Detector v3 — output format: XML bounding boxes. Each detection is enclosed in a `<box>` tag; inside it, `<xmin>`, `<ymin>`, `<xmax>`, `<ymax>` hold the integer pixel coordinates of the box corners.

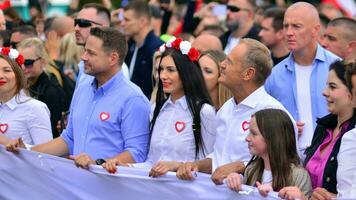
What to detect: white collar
<box><xmin>1</xmin><ymin>91</ymin><xmax>31</xmax><ymax>111</ymax></box>
<box><xmin>161</xmin><ymin>95</ymin><xmax>188</xmax><ymax>111</ymax></box>
<box><xmin>235</xmin><ymin>86</ymin><xmax>267</xmax><ymax>109</ymax></box>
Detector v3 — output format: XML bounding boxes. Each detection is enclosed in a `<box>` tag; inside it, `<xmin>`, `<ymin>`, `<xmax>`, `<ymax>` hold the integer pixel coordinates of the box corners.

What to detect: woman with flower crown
<box><xmin>0</xmin><ymin>47</ymin><xmax>52</xmax><ymax>146</ymax></box>
<box><xmin>103</xmin><ymin>37</ymin><xmax>216</xmax><ymax>175</ymax></box>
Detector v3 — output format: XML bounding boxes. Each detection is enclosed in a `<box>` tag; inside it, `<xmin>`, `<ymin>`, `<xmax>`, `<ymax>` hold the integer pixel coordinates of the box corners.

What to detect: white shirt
<box><xmin>0</xmin><ymin>91</ymin><xmax>52</xmax><ymax>145</ymax></box>
<box><xmin>208</xmin><ymin>87</ymin><xmax>297</xmax><ymax>171</ymax></box>
<box><xmin>224</xmin><ymin>36</ymin><xmax>239</xmax><ymax>54</ymax></box>
<box><xmin>337</xmin><ymin>128</ymin><xmax>356</xmax><ymax>198</ymax></box>
<box><xmin>134</xmin><ymin>96</ymin><xmax>216</xmax><ymax>169</ymax></box>
<box><xmin>295</xmin><ymin>63</ymin><xmax>314</xmax><ymax>150</ymax></box>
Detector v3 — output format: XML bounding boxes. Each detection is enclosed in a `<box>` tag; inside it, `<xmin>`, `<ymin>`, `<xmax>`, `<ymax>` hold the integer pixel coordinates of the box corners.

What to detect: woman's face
<box><xmin>159</xmin><ymin>55</ymin><xmax>184</xmax><ymax>101</ymax></box>
<box><xmin>199</xmin><ymin>55</ymin><xmax>219</xmax><ymax>92</ymax></box>
<box><xmin>245</xmin><ymin>116</ymin><xmax>267</xmax><ymax>157</ymax></box>
<box><xmin>0</xmin><ymin>58</ymin><xmax>17</xmax><ymax>98</ymax></box>
<box><xmin>18</xmin><ymin>46</ymin><xmax>43</xmax><ymax>86</ymax></box>
<box><xmin>322</xmin><ymin>70</ymin><xmax>353</xmax><ymax>115</ymax></box>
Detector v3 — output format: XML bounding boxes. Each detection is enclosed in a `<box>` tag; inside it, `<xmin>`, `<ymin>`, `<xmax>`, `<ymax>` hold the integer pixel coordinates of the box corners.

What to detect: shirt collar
<box><xmin>1</xmin><ymin>91</ymin><xmax>30</xmax><ymax>110</ymax></box>
<box><xmin>285</xmin><ymin>44</ymin><xmax>326</xmax><ymax>71</ymax></box>
<box><xmin>161</xmin><ymin>95</ymin><xmax>188</xmax><ymax>110</ymax></box>
<box><xmin>91</xmin><ymin>70</ymin><xmax>124</xmax><ymax>95</ymax></box>
<box><xmin>236</xmin><ymin>86</ymin><xmax>266</xmax><ymax>109</ymax></box>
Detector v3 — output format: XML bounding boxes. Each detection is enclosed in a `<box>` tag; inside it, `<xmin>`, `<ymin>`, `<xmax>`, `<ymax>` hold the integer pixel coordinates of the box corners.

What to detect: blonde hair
<box><xmin>59</xmin><ymin>33</ymin><xmax>83</xmax><ymax>74</ymax></box>
<box><xmin>18</xmin><ymin>37</ymin><xmax>63</xmax><ymax>87</ymax></box>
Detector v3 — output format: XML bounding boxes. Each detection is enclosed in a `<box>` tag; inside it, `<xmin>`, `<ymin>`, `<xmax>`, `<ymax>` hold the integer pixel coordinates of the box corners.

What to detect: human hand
<box><xmin>279</xmin><ymin>186</ymin><xmax>308</xmax><ymax>200</ymax></box>
<box><xmin>149</xmin><ymin>161</ymin><xmax>182</xmax><ymax>177</ymax></box>
<box><xmin>69</xmin><ymin>153</ymin><xmax>95</xmax><ymax>169</ymax></box>
<box><xmin>5</xmin><ymin>137</ymin><xmax>26</xmax><ymax>153</ymax></box>
<box><xmin>211</xmin><ymin>161</ymin><xmax>244</xmax><ymax>185</ymax></box>
<box><xmin>176</xmin><ymin>162</ymin><xmax>199</xmax><ymax>180</ymax></box>
<box><xmin>256</xmin><ymin>181</ymin><xmax>273</xmax><ymax>197</ymax></box>
<box><xmin>296</xmin><ymin>121</ymin><xmax>305</xmax><ymax>137</ymax></box>
<box><xmin>45</xmin><ymin>30</ymin><xmax>60</xmax><ymax>60</ymax></box>
<box><xmin>310</xmin><ymin>187</ymin><xmax>335</xmax><ymax>200</ymax></box>
<box><xmin>226</xmin><ymin>172</ymin><xmax>243</xmax><ymax>192</ymax></box>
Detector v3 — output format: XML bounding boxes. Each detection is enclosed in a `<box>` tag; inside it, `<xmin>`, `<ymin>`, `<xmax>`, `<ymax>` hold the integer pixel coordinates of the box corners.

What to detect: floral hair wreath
<box><xmin>159</xmin><ymin>37</ymin><xmax>200</xmax><ymax>62</ymax></box>
<box><xmin>0</xmin><ymin>47</ymin><xmax>25</xmax><ymax>66</ymax></box>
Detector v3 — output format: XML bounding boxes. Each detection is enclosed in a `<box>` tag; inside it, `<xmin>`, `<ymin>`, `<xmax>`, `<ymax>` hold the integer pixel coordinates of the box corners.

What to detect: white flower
<box><xmin>165</xmin><ymin>36</ymin><xmax>176</xmax><ymax>48</ymax></box>
<box><xmin>8</xmin><ymin>49</ymin><xmax>19</xmax><ymax>59</ymax></box>
<box><xmin>179</xmin><ymin>41</ymin><xmax>191</xmax><ymax>55</ymax></box>
<box><xmin>159</xmin><ymin>44</ymin><xmax>166</xmax><ymax>53</ymax></box>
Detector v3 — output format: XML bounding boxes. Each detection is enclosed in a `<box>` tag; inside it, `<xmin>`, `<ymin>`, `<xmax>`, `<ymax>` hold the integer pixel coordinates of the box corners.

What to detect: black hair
<box><xmin>329</xmin><ymin>60</ymin><xmax>349</xmax><ymax>91</ymax></box>
<box><xmin>151</xmin><ymin>47</ymin><xmax>213</xmax><ymax>159</ymax></box>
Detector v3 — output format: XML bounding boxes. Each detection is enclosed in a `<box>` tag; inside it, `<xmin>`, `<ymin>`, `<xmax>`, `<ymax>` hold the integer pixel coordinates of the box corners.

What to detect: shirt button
<box><xmin>330</xmin><ymin>156</ymin><xmax>334</xmax><ymax>161</ymax></box>
<box><xmin>326</xmin><ymin>177</ymin><xmax>331</xmax><ymax>182</ymax></box>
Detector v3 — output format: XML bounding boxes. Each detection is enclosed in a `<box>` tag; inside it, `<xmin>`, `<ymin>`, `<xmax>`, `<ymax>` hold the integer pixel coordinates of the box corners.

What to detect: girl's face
<box><xmin>245</xmin><ymin>116</ymin><xmax>267</xmax><ymax>157</ymax></box>
<box><xmin>322</xmin><ymin>70</ymin><xmax>353</xmax><ymax>115</ymax></box>
<box><xmin>0</xmin><ymin>58</ymin><xmax>17</xmax><ymax>98</ymax></box>
<box><xmin>159</xmin><ymin>55</ymin><xmax>184</xmax><ymax>101</ymax></box>
<box><xmin>199</xmin><ymin>55</ymin><xmax>219</xmax><ymax>92</ymax></box>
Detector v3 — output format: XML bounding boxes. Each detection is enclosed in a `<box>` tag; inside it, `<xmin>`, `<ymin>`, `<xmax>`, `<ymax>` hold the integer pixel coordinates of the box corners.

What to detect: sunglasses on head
<box><xmin>227</xmin><ymin>5</ymin><xmax>248</xmax><ymax>13</ymax></box>
<box><xmin>74</xmin><ymin>18</ymin><xmax>102</xmax><ymax>28</ymax></box>
<box><xmin>24</xmin><ymin>57</ymin><xmax>41</xmax><ymax>69</ymax></box>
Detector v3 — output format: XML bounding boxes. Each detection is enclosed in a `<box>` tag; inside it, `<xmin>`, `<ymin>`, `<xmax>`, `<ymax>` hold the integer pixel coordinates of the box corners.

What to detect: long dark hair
<box><xmin>245</xmin><ymin>109</ymin><xmax>300</xmax><ymax>191</ymax></box>
<box><xmin>150</xmin><ymin>48</ymin><xmax>213</xmax><ymax>159</ymax></box>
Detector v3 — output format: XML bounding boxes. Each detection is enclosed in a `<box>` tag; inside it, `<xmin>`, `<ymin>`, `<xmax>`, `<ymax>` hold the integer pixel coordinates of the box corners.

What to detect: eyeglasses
<box><xmin>227</xmin><ymin>5</ymin><xmax>249</xmax><ymax>13</ymax></box>
<box><xmin>10</xmin><ymin>41</ymin><xmax>19</xmax><ymax>49</ymax></box>
<box><xmin>24</xmin><ymin>57</ymin><xmax>41</xmax><ymax>68</ymax></box>
<box><xmin>74</xmin><ymin>18</ymin><xmax>102</xmax><ymax>28</ymax></box>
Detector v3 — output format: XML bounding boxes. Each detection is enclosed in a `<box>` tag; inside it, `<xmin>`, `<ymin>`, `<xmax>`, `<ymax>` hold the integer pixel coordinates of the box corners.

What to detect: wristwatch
<box><xmin>95</xmin><ymin>158</ymin><xmax>106</xmax><ymax>165</ymax></box>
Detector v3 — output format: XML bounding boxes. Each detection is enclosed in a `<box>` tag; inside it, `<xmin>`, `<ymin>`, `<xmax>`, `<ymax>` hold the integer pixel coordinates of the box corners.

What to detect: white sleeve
<box><xmin>200</xmin><ymin>104</ymin><xmax>216</xmax><ymax>156</ymax></box>
<box><xmin>27</xmin><ymin>100</ymin><xmax>53</xmax><ymax>145</ymax></box>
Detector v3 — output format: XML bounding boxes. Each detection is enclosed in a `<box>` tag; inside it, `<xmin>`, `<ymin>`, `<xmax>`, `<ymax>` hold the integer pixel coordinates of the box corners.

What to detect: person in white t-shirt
<box><xmin>0</xmin><ymin>48</ymin><xmax>52</xmax><ymax>146</ymax></box>
<box><xmin>103</xmin><ymin>38</ymin><xmax>216</xmax><ymax>176</ymax></box>
<box><xmin>176</xmin><ymin>38</ymin><xmax>297</xmax><ymax>185</ymax></box>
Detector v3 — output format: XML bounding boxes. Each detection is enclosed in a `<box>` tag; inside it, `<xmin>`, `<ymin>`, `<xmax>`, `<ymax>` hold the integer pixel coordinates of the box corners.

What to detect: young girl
<box><xmin>226</xmin><ymin>109</ymin><xmax>312</xmax><ymax>197</ymax></box>
<box><xmin>103</xmin><ymin>37</ymin><xmax>216</xmax><ymax>175</ymax></box>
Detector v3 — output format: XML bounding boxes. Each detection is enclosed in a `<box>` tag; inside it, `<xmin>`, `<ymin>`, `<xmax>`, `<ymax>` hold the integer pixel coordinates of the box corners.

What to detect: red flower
<box><xmin>187</xmin><ymin>48</ymin><xmax>200</xmax><ymax>62</ymax></box>
<box><xmin>171</xmin><ymin>38</ymin><xmax>182</xmax><ymax>50</ymax></box>
<box><xmin>16</xmin><ymin>54</ymin><xmax>24</xmax><ymax>66</ymax></box>
<box><xmin>1</xmin><ymin>47</ymin><xmax>10</xmax><ymax>55</ymax></box>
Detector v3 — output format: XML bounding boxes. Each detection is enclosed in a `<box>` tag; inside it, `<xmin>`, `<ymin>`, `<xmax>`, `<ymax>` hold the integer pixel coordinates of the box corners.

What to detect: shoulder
<box><xmin>200</xmin><ymin>103</ymin><xmax>216</xmax><ymax>120</ymax></box>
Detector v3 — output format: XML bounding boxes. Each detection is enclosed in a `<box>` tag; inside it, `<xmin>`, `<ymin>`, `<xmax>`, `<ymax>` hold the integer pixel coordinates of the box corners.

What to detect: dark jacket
<box><xmin>125</xmin><ymin>30</ymin><xmax>163</xmax><ymax>99</ymax></box>
<box><xmin>304</xmin><ymin>110</ymin><xmax>356</xmax><ymax>193</ymax></box>
<box><xmin>29</xmin><ymin>72</ymin><xmax>66</xmax><ymax>138</ymax></box>
<box><xmin>220</xmin><ymin>24</ymin><xmax>261</xmax><ymax>49</ymax></box>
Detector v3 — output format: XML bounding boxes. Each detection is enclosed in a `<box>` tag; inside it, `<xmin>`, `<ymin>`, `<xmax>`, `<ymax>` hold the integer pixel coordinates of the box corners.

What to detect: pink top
<box><xmin>306</xmin><ymin>122</ymin><xmax>349</xmax><ymax>189</ymax></box>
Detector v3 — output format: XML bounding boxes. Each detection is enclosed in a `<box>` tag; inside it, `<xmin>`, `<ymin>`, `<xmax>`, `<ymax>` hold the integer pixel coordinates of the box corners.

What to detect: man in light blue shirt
<box><xmin>264</xmin><ymin>2</ymin><xmax>339</xmax><ymax>155</ymax></box>
<box><xmin>6</xmin><ymin>27</ymin><xmax>150</xmax><ymax>168</ymax></box>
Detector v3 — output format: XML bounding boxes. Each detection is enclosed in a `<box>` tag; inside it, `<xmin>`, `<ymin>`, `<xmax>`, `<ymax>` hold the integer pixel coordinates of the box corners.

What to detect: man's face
<box><xmin>121</xmin><ymin>10</ymin><xmax>142</xmax><ymax>38</ymax></box>
<box><xmin>218</xmin><ymin>43</ymin><xmax>247</xmax><ymax>90</ymax></box>
<box><xmin>259</xmin><ymin>17</ymin><xmax>279</xmax><ymax>48</ymax></box>
<box><xmin>225</xmin><ymin>0</ymin><xmax>251</xmax><ymax>32</ymax></box>
<box><xmin>10</xmin><ymin>32</ymin><xmax>26</xmax><ymax>49</ymax></box>
<box><xmin>74</xmin><ymin>8</ymin><xmax>103</xmax><ymax>46</ymax></box>
<box><xmin>81</xmin><ymin>35</ymin><xmax>111</xmax><ymax>77</ymax></box>
<box><xmin>321</xmin><ymin>26</ymin><xmax>349</xmax><ymax>59</ymax></box>
<box><xmin>283</xmin><ymin>9</ymin><xmax>318</xmax><ymax>52</ymax></box>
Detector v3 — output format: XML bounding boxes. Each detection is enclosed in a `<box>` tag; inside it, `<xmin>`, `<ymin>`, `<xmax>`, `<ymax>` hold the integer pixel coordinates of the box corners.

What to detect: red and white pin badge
<box><xmin>99</xmin><ymin>112</ymin><xmax>110</xmax><ymax>121</ymax></box>
<box><xmin>175</xmin><ymin>121</ymin><xmax>186</xmax><ymax>133</ymax></box>
<box><xmin>0</xmin><ymin>124</ymin><xmax>8</xmax><ymax>134</ymax></box>
<box><xmin>241</xmin><ymin>121</ymin><xmax>249</xmax><ymax>132</ymax></box>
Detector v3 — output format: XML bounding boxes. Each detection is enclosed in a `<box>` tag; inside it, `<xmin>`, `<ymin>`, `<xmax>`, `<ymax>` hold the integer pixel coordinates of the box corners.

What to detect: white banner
<box><xmin>0</xmin><ymin>146</ymin><xmax>283</xmax><ymax>200</ymax></box>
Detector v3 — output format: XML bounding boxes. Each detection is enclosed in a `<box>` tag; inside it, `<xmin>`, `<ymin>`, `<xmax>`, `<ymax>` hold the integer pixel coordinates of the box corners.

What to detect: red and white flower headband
<box><xmin>0</xmin><ymin>47</ymin><xmax>25</xmax><ymax>66</ymax></box>
<box><xmin>159</xmin><ymin>37</ymin><xmax>200</xmax><ymax>62</ymax></box>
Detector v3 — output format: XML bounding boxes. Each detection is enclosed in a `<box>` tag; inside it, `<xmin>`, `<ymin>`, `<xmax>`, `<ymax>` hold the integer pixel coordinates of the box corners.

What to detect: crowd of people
<box><xmin>0</xmin><ymin>0</ymin><xmax>356</xmax><ymax>199</ymax></box>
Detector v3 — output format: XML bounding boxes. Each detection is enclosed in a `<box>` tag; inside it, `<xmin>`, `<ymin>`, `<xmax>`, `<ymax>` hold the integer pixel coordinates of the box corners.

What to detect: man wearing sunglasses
<box><xmin>10</xmin><ymin>25</ymin><xmax>37</xmax><ymax>49</ymax></box>
<box><xmin>220</xmin><ymin>0</ymin><xmax>260</xmax><ymax>54</ymax></box>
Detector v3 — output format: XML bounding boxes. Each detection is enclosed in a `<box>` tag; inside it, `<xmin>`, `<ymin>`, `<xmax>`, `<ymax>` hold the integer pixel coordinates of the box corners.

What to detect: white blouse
<box><xmin>0</xmin><ymin>91</ymin><xmax>53</xmax><ymax>145</ymax></box>
<box><xmin>134</xmin><ymin>96</ymin><xmax>216</xmax><ymax>169</ymax></box>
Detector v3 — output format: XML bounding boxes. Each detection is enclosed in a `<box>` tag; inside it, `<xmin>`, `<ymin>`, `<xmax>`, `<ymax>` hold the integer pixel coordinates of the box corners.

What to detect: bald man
<box><xmin>51</xmin><ymin>16</ymin><xmax>74</xmax><ymax>38</ymax></box>
<box><xmin>265</xmin><ymin>2</ymin><xmax>339</xmax><ymax>157</ymax></box>
<box><xmin>321</xmin><ymin>17</ymin><xmax>356</xmax><ymax>62</ymax></box>
<box><xmin>192</xmin><ymin>34</ymin><xmax>223</xmax><ymax>52</ymax></box>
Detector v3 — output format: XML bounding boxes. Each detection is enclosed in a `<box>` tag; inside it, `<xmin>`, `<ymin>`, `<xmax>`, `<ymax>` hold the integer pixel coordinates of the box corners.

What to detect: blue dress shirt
<box><xmin>61</xmin><ymin>70</ymin><xmax>150</xmax><ymax>162</ymax></box>
<box><xmin>265</xmin><ymin>44</ymin><xmax>339</xmax><ymax>132</ymax></box>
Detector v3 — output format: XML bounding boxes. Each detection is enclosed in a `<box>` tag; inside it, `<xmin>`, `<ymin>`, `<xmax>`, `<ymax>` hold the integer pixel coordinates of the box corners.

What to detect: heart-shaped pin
<box><xmin>100</xmin><ymin>112</ymin><xmax>110</xmax><ymax>121</ymax></box>
<box><xmin>0</xmin><ymin>124</ymin><xmax>8</xmax><ymax>134</ymax></box>
<box><xmin>241</xmin><ymin>121</ymin><xmax>249</xmax><ymax>132</ymax></box>
<box><xmin>175</xmin><ymin>121</ymin><xmax>186</xmax><ymax>133</ymax></box>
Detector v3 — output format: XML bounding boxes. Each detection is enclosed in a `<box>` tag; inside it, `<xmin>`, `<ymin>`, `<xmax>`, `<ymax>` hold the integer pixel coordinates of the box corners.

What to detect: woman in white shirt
<box><xmin>0</xmin><ymin>48</ymin><xmax>52</xmax><ymax>146</ymax></box>
<box><xmin>103</xmin><ymin>38</ymin><xmax>216</xmax><ymax>175</ymax></box>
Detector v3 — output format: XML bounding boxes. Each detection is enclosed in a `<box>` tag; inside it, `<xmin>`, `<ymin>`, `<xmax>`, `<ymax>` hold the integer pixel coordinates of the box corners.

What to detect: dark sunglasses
<box><xmin>74</xmin><ymin>18</ymin><xmax>102</xmax><ymax>28</ymax></box>
<box><xmin>24</xmin><ymin>57</ymin><xmax>41</xmax><ymax>68</ymax></box>
<box><xmin>227</xmin><ymin>5</ymin><xmax>248</xmax><ymax>13</ymax></box>
<box><xmin>10</xmin><ymin>41</ymin><xmax>19</xmax><ymax>49</ymax></box>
